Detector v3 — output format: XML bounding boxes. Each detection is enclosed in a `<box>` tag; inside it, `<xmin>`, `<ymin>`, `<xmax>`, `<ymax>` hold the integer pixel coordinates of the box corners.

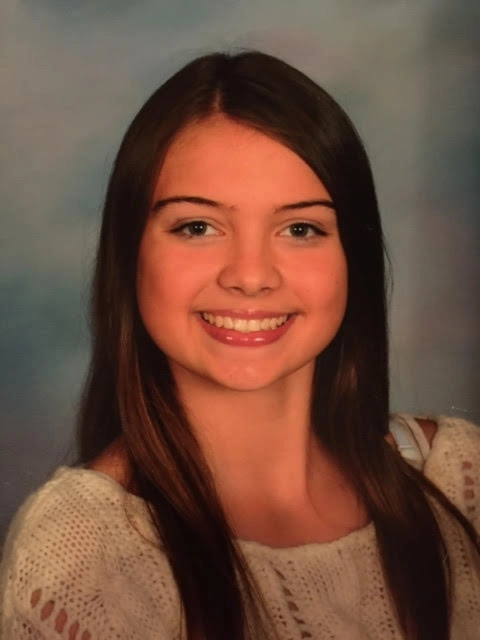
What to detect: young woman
<box><xmin>1</xmin><ymin>51</ymin><xmax>479</xmax><ymax>640</ymax></box>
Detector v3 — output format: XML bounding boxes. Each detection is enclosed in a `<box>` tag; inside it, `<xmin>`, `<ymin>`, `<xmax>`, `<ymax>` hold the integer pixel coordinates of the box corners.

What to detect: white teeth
<box><xmin>247</xmin><ymin>319</ymin><xmax>261</xmax><ymax>332</ymax></box>
<box><xmin>202</xmin><ymin>313</ymin><xmax>289</xmax><ymax>333</ymax></box>
<box><xmin>223</xmin><ymin>317</ymin><xmax>234</xmax><ymax>329</ymax></box>
<box><xmin>233</xmin><ymin>318</ymin><xmax>248</xmax><ymax>332</ymax></box>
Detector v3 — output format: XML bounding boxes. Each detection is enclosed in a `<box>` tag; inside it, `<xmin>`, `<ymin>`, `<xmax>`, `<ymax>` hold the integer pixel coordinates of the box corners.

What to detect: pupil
<box><xmin>191</xmin><ymin>221</ymin><xmax>206</xmax><ymax>235</ymax></box>
<box><xmin>291</xmin><ymin>223</ymin><xmax>307</xmax><ymax>236</ymax></box>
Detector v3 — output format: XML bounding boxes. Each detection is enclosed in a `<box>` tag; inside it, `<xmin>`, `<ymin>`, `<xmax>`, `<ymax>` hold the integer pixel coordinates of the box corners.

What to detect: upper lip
<box><xmin>199</xmin><ymin>310</ymin><xmax>294</xmax><ymax>319</ymax></box>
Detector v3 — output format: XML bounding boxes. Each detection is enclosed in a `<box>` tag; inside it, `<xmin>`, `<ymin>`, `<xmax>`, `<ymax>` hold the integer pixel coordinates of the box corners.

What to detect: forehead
<box><xmin>153</xmin><ymin>115</ymin><xmax>331</xmax><ymax>204</ymax></box>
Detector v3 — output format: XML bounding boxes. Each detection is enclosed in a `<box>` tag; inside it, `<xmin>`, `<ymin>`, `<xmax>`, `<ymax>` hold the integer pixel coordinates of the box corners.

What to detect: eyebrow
<box><xmin>151</xmin><ymin>195</ymin><xmax>335</xmax><ymax>213</ymax></box>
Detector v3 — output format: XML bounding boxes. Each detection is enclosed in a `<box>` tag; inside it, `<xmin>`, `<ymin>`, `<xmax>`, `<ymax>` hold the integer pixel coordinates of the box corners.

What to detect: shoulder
<box><xmin>87</xmin><ymin>436</ymin><xmax>133</xmax><ymax>488</ymax></box>
<box><xmin>2</xmin><ymin>465</ymin><xmax>134</xmax><ymax>553</ymax></box>
<box><xmin>424</xmin><ymin>416</ymin><xmax>479</xmax><ymax>522</ymax></box>
<box><xmin>0</xmin><ymin>466</ymin><xmax>156</xmax><ymax>637</ymax></box>
<box><xmin>388</xmin><ymin>414</ymin><xmax>437</xmax><ymax>470</ymax></box>
<box><xmin>393</xmin><ymin>414</ymin><xmax>480</xmax><ymax>530</ymax></box>
<box><xmin>414</xmin><ymin>417</ymin><xmax>438</xmax><ymax>445</ymax></box>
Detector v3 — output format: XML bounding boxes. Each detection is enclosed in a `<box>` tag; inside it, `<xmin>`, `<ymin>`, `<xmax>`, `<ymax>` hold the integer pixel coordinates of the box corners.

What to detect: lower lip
<box><xmin>198</xmin><ymin>314</ymin><xmax>296</xmax><ymax>346</ymax></box>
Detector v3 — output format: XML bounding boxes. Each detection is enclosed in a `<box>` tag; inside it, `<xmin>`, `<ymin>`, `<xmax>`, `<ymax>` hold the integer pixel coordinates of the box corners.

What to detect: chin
<box><xmin>201</xmin><ymin>359</ymin><xmax>314</xmax><ymax>394</ymax></box>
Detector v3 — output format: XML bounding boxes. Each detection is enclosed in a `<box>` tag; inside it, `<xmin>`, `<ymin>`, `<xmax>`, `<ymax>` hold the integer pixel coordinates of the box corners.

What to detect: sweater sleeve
<box><xmin>423</xmin><ymin>415</ymin><xmax>480</xmax><ymax>533</ymax></box>
<box><xmin>1</xmin><ymin>479</ymin><xmax>117</xmax><ymax>639</ymax></box>
<box><xmin>0</xmin><ymin>470</ymin><xmax>174</xmax><ymax>640</ymax></box>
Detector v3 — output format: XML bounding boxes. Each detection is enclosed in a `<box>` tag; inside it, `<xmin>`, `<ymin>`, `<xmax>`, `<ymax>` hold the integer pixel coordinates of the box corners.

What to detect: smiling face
<box><xmin>136</xmin><ymin>115</ymin><xmax>348</xmax><ymax>392</ymax></box>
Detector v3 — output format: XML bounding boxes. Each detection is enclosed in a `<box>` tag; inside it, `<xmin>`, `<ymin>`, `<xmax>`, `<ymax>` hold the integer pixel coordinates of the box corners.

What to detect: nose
<box><xmin>217</xmin><ymin>237</ymin><xmax>282</xmax><ymax>296</ymax></box>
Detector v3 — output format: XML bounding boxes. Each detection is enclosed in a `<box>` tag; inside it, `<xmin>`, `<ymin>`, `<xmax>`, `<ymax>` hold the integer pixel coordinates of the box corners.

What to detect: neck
<box><xmin>172</xmin><ymin>368</ymin><xmax>368</xmax><ymax>545</ymax></box>
<box><xmin>173</xmin><ymin>365</ymin><xmax>335</xmax><ymax>511</ymax></box>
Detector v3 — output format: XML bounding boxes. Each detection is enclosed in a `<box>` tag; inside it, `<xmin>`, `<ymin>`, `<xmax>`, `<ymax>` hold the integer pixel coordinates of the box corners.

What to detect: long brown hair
<box><xmin>78</xmin><ymin>51</ymin><xmax>479</xmax><ymax>639</ymax></box>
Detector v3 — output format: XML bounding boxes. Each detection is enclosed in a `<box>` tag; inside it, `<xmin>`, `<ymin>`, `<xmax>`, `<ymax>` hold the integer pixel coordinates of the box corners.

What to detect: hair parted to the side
<box><xmin>78</xmin><ymin>51</ymin><xmax>479</xmax><ymax>640</ymax></box>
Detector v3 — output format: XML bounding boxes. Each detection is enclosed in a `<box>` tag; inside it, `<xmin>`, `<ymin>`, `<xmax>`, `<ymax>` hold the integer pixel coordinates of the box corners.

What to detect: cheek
<box><xmin>136</xmin><ymin>245</ymin><xmax>172</xmax><ymax>330</ymax></box>
<box><xmin>298</xmin><ymin>252</ymin><xmax>348</xmax><ymax>315</ymax></box>
<box><xmin>330</xmin><ymin>263</ymin><xmax>349</xmax><ymax>308</ymax></box>
<box><xmin>136</xmin><ymin>245</ymin><xmax>211</xmax><ymax>325</ymax></box>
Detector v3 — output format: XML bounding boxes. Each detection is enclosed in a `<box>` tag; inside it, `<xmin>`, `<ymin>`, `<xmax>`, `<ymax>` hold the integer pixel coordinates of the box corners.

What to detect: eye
<box><xmin>171</xmin><ymin>220</ymin><xmax>219</xmax><ymax>237</ymax></box>
<box><xmin>280</xmin><ymin>222</ymin><xmax>326</xmax><ymax>239</ymax></box>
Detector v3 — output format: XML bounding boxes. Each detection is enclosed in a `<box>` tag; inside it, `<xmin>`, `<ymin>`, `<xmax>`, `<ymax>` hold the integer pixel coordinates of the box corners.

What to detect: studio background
<box><xmin>1</xmin><ymin>0</ymin><xmax>479</xmax><ymax>541</ymax></box>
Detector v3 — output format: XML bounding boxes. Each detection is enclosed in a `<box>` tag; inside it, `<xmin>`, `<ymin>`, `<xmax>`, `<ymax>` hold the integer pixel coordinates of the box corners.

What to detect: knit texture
<box><xmin>1</xmin><ymin>415</ymin><xmax>479</xmax><ymax>639</ymax></box>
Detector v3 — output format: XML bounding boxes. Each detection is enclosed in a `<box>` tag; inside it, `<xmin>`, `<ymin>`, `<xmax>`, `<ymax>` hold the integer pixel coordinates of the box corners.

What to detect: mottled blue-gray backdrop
<box><xmin>1</xmin><ymin>0</ymin><xmax>479</xmax><ymax>539</ymax></box>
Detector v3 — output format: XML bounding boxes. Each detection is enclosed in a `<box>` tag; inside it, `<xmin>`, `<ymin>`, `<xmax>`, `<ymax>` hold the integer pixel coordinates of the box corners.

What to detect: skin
<box><xmin>135</xmin><ymin>115</ymin><xmax>356</xmax><ymax>544</ymax></box>
<box><xmin>91</xmin><ymin>115</ymin><xmax>438</xmax><ymax>546</ymax></box>
<box><xmin>137</xmin><ymin>115</ymin><xmax>348</xmax><ymax>394</ymax></box>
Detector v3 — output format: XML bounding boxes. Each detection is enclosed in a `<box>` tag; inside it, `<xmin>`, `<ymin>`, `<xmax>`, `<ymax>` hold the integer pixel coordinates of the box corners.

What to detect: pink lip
<box><xmin>197</xmin><ymin>313</ymin><xmax>296</xmax><ymax>347</ymax></box>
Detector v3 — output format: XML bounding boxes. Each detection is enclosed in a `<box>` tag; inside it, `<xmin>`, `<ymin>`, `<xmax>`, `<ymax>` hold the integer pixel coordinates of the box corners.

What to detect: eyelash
<box><xmin>280</xmin><ymin>222</ymin><xmax>327</xmax><ymax>239</ymax></box>
<box><xmin>170</xmin><ymin>220</ymin><xmax>328</xmax><ymax>239</ymax></box>
<box><xmin>171</xmin><ymin>220</ymin><xmax>217</xmax><ymax>237</ymax></box>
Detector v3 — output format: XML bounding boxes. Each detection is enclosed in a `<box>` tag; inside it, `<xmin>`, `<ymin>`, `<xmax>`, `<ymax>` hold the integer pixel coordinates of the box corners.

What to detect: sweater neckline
<box><xmin>236</xmin><ymin>520</ymin><xmax>375</xmax><ymax>555</ymax></box>
<box><xmin>53</xmin><ymin>465</ymin><xmax>376</xmax><ymax>555</ymax></box>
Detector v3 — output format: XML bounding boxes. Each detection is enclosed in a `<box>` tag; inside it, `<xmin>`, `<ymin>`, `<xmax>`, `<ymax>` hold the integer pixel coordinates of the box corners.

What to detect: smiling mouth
<box><xmin>201</xmin><ymin>312</ymin><xmax>290</xmax><ymax>333</ymax></box>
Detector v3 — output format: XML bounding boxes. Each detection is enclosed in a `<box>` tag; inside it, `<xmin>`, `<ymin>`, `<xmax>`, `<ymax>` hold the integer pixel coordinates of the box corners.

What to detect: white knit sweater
<box><xmin>1</xmin><ymin>415</ymin><xmax>479</xmax><ymax>639</ymax></box>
